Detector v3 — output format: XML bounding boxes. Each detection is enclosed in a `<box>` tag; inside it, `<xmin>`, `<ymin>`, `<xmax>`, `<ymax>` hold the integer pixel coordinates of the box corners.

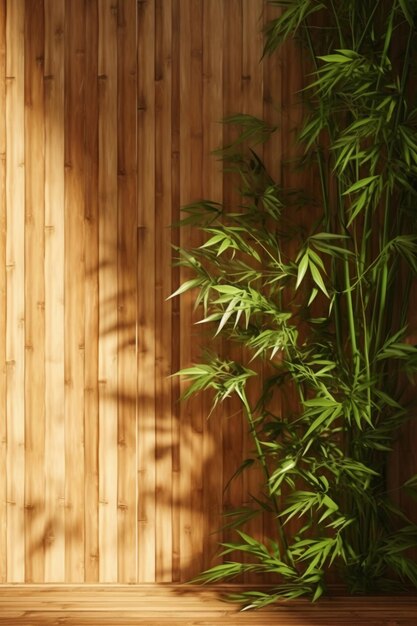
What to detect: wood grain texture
<box><xmin>24</xmin><ymin>0</ymin><xmax>45</xmax><ymax>584</ymax></box>
<box><xmin>117</xmin><ymin>0</ymin><xmax>137</xmax><ymax>585</ymax></box>
<box><xmin>261</xmin><ymin>1</ymin><xmax>284</xmax><ymax>582</ymax></box>
<box><xmin>221</xmin><ymin>0</ymin><xmax>245</xmax><ymax>576</ymax></box>
<box><xmin>6</xmin><ymin>0</ymin><xmax>26</xmax><ymax>584</ymax></box>
<box><xmin>170</xmin><ymin>0</ymin><xmax>181</xmax><ymax>583</ymax></box>
<box><xmin>44</xmin><ymin>0</ymin><xmax>66</xmax><ymax>583</ymax></box>
<box><xmin>241</xmin><ymin>0</ymin><xmax>265</xmax><ymax>583</ymax></box>
<box><xmin>201</xmin><ymin>0</ymin><xmax>224</xmax><ymax>575</ymax></box>
<box><xmin>64</xmin><ymin>0</ymin><xmax>86</xmax><ymax>582</ymax></box>
<box><xmin>84</xmin><ymin>0</ymin><xmax>99</xmax><ymax>584</ymax></box>
<box><xmin>154</xmin><ymin>0</ymin><xmax>173</xmax><ymax>583</ymax></box>
<box><xmin>98</xmin><ymin>0</ymin><xmax>119</xmax><ymax>584</ymax></box>
<box><xmin>137</xmin><ymin>0</ymin><xmax>156</xmax><ymax>583</ymax></box>
<box><xmin>0</xmin><ymin>586</ymin><xmax>417</xmax><ymax>625</ymax></box>
<box><xmin>179</xmin><ymin>0</ymin><xmax>205</xmax><ymax>583</ymax></box>
<box><xmin>0</xmin><ymin>0</ymin><xmax>7</xmax><ymax>586</ymax></box>
<box><xmin>0</xmin><ymin>0</ymin><xmax>413</xmax><ymax>587</ymax></box>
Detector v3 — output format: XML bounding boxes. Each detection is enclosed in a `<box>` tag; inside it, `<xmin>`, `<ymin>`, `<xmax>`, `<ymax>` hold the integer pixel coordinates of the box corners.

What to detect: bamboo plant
<box><xmin>172</xmin><ymin>0</ymin><xmax>417</xmax><ymax>606</ymax></box>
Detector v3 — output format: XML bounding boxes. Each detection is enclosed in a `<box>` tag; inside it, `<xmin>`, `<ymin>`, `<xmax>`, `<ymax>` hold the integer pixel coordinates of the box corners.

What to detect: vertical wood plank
<box><xmin>221</xmin><ymin>0</ymin><xmax>244</xmax><ymax>570</ymax></box>
<box><xmin>44</xmin><ymin>0</ymin><xmax>66</xmax><ymax>584</ymax></box>
<box><xmin>24</xmin><ymin>0</ymin><xmax>45</xmax><ymax>583</ymax></box>
<box><xmin>154</xmin><ymin>0</ymin><xmax>174</xmax><ymax>583</ymax></box>
<box><xmin>84</xmin><ymin>0</ymin><xmax>99</xmax><ymax>583</ymax></box>
<box><xmin>98</xmin><ymin>0</ymin><xmax>118</xmax><ymax>583</ymax></box>
<box><xmin>117</xmin><ymin>0</ymin><xmax>137</xmax><ymax>584</ymax></box>
<box><xmin>241</xmin><ymin>0</ymin><xmax>265</xmax><ymax>583</ymax></box>
<box><xmin>263</xmin><ymin>1</ymin><xmax>282</xmax><ymax>184</ymax></box>
<box><xmin>179</xmin><ymin>0</ymin><xmax>204</xmax><ymax>582</ymax></box>
<box><xmin>6</xmin><ymin>0</ymin><xmax>25</xmax><ymax>584</ymax></box>
<box><xmin>170</xmin><ymin>0</ymin><xmax>181</xmax><ymax>583</ymax></box>
<box><xmin>137</xmin><ymin>0</ymin><xmax>156</xmax><ymax>583</ymax></box>
<box><xmin>201</xmin><ymin>0</ymin><xmax>224</xmax><ymax>573</ymax></box>
<box><xmin>64</xmin><ymin>0</ymin><xmax>86</xmax><ymax>583</ymax></box>
<box><xmin>0</xmin><ymin>0</ymin><xmax>7</xmax><ymax>585</ymax></box>
<box><xmin>280</xmin><ymin>19</ymin><xmax>306</xmax><ymax>549</ymax></box>
<box><xmin>261</xmin><ymin>0</ymin><xmax>283</xmax><ymax>579</ymax></box>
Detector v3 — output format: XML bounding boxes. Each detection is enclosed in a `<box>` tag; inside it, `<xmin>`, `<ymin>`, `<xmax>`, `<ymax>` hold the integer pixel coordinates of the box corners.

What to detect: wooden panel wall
<box><xmin>0</xmin><ymin>0</ymin><xmax>285</xmax><ymax>584</ymax></box>
<box><xmin>1</xmin><ymin>0</ymin><xmax>415</xmax><ymax>588</ymax></box>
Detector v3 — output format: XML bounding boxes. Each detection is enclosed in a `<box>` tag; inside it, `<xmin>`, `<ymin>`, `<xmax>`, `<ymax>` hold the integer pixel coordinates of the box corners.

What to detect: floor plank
<box><xmin>0</xmin><ymin>585</ymin><xmax>416</xmax><ymax>625</ymax></box>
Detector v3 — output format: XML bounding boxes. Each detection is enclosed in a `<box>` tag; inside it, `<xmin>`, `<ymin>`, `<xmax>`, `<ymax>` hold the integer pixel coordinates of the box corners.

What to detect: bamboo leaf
<box><xmin>318</xmin><ymin>53</ymin><xmax>354</xmax><ymax>63</ymax></box>
<box><xmin>343</xmin><ymin>175</ymin><xmax>379</xmax><ymax>195</ymax></box>
<box><xmin>168</xmin><ymin>278</ymin><xmax>202</xmax><ymax>299</ymax></box>
<box><xmin>398</xmin><ymin>0</ymin><xmax>415</xmax><ymax>26</ymax></box>
<box><xmin>296</xmin><ymin>252</ymin><xmax>309</xmax><ymax>288</ymax></box>
<box><xmin>309</xmin><ymin>261</ymin><xmax>329</xmax><ymax>297</ymax></box>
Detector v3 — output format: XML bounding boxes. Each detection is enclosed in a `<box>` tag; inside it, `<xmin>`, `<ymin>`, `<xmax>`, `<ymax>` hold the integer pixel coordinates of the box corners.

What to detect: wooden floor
<box><xmin>0</xmin><ymin>585</ymin><xmax>416</xmax><ymax>625</ymax></box>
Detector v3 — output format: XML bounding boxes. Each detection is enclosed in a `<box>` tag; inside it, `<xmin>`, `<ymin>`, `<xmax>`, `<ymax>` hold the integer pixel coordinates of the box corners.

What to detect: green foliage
<box><xmin>172</xmin><ymin>0</ymin><xmax>417</xmax><ymax>607</ymax></box>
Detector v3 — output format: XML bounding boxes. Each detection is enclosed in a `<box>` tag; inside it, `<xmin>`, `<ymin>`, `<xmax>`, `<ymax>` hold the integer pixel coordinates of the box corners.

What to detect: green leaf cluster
<box><xmin>172</xmin><ymin>0</ymin><xmax>417</xmax><ymax>607</ymax></box>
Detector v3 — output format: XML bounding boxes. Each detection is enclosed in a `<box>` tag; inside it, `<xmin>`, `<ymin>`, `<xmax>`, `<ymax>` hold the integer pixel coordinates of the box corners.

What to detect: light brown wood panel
<box><xmin>44</xmin><ymin>0</ymin><xmax>65</xmax><ymax>583</ymax></box>
<box><xmin>64</xmin><ymin>0</ymin><xmax>86</xmax><ymax>582</ymax></box>
<box><xmin>84</xmin><ymin>0</ymin><xmax>99</xmax><ymax>584</ymax></box>
<box><xmin>137</xmin><ymin>0</ymin><xmax>156</xmax><ymax>583</ymax></box>
<box><xmin>1</xmin><ymin>0</ymin><xmax>413</xmax><ymax>588</ymax></box>
<box><xmin>154</xmin><ymin>0</ymin><xmax>174</xmax><ymax>583</ymax></box>
<box><xmin>6</xmin><ymin>0</ymin><xmax>26</xmax><ymax>584</ymax></box>
<box><xmin>117</xmin><ymin>0</ymin><xmax>137</xmax><ymax>584</ymax></box>
<box><xmin>1</xmin><ymin>586</ymin><xmax>417</xmax><ymax>625</ymax></box>
<box><xmin>98</xmin><ymin>0</ymin><xmax>119</xmax><ymax>584</ymax></box>
<box><xmin>24</xmin><ymin>0</ymin><xmax>45</xmax><ymax>584</ymax></box>
<box><xmin>0</xmin><ymin>0</ymin><xmax>7</xmax><ymax>586</ymax></box>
